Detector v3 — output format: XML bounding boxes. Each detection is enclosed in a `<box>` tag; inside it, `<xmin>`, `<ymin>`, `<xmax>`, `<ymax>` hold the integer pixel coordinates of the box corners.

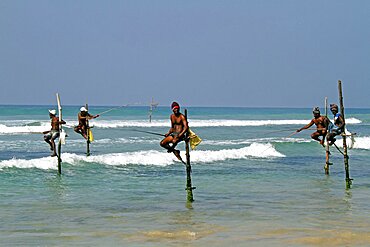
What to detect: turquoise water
<box><xmin>1</xmin><ymin>105</ymin><xmax>370</xmax><ymax>246</ymax></box>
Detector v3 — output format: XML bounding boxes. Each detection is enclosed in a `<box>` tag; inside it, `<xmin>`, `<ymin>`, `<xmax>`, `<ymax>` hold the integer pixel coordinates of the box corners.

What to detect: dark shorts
<box><xmin>170</xmin><ymin>132</ymin><xmax>185</xmax><ymax>141</ymax></box>
<box><xmin>328</xmin><ymin>122</ymin><xmax>343</xmax><ymax>135</ymax></box>
<box><xmin>44</xmin><ymin>130</ymin><xmax>59</xmax><ymax>141</ymax></box>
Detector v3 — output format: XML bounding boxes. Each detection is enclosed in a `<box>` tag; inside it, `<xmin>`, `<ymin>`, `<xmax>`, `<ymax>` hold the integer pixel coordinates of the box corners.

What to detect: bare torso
<box><xmin>170</xmin><ymin>113</ymin><xmax>187</xmax><ymax>134</ymax></box>
<box><xmin>313</xmin><ymin>116</ymin><xmax>327</xmax><ymax>132</ymax></box>
<box><xmin>78</xmin><ymin>113</ymin><xmax>92</xmax><ymax>126</ymax></box>
<box><xmin>51</xmin><ymin>116</ymin><xmax>60</xmax><ymax>130</ymax></box>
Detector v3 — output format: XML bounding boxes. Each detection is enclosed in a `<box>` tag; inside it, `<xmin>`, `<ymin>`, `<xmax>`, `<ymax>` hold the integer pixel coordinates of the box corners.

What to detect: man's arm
<box><xmin>87</xmin><ymin>113</ymin><xmax>100</xmax><ymax>120</ymax></box>
<box><xmin>337</xmin><ymin>115</ymin><xmax>345</xmax><ymax>130</ymax></box>
<box><xmin>297</xmin><ymin>120</ymin><xmax>314</xmax><ymax>132</ymax></box>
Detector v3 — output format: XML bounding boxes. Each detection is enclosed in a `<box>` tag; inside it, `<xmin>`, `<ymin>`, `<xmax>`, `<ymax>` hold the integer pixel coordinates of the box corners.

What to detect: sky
<box><xmin>1</xmin><ymin>0</ymin><xmax>369</xmax><ymax>107</ymax></box>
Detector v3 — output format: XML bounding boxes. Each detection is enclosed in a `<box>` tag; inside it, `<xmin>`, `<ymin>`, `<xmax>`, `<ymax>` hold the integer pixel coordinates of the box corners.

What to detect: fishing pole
<box><xmin>132</xmin><ymin>129</ymin><xmax>165</xmax><ymax>137</ymax></box>
<box><xmin>286</xmin><ymin>127</ymin><xmax>328</xmax><ymax>138</ymax></box>
<box><xmin>286</xmin><ymin>131</ymin><xmax>299</xmax><ymax>138</ymax></box>
<box><xmin>263</xmin><ymin>128</ymin><xmax>299</xmax><ymax>135</ymax></box>
<box><xmin>96</xmin><ymin>104</ymin><xmax>131</xmax><ymax>116</ymax></box>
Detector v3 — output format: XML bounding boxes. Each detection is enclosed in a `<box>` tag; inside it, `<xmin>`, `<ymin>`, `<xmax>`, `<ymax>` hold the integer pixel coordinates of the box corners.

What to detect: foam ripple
<box><xmin>0</xmin><ymin>144</ymin><xmax>284</xmax><ymax>170</ymax></box>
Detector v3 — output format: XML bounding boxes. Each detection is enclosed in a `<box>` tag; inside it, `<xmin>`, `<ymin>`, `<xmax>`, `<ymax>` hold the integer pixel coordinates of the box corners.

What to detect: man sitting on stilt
<box><xmin>297</xmin><ymin>107</ymin><xmax>330</xmax><ymax>146</ymax></box>
<box><xmin>326</xmin><ymin>104</ymin><xmax>345</xmax><ymax>146</ymax></box>
<box><xmin>43</xmin><ymin>109</ymin><xmax>66</xmax><ymax>157</ymax></box>
<box><xmin>160</xmin><ymin>102</ymin><xmax>188</xmax><ymax>162</ymax></box>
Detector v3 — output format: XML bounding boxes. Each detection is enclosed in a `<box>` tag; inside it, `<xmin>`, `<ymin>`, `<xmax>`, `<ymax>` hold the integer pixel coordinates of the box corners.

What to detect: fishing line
<box><xmin>263</xmin><ymin>128</ymin><xmax>299</xmax><ymax>135</ymax></box>
<box><xmin>96</xmin><ymin>104</ymin><xmax>130</xmax><ymax>116</ymax></box>
<box><xmin>96</xmin><ymin>102</ymin><xmax>140</xmax><ymax>116</ymax></box>
<box><xmin>131</xmin><ymin>129</ymin><xmax>165</xmax><ymax>137</ymax></box>
<box><xmin>285</xmin><ymin>127</ymin><xmax>326</xmax><ymax>138</ymax></box>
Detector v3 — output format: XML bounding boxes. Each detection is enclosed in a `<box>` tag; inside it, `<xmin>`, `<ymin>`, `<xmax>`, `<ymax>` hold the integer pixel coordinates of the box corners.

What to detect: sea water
<box><xmin>0</xmin><ymin>105</ymin><xmax>370</xmax><ymax>246</ymax></box>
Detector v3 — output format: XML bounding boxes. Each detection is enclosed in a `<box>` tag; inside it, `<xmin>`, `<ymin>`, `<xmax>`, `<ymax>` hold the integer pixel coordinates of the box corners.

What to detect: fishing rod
<box><xmin>263</xmin><ymin>128</ymin><xmax>299</xmax><ymax>135</ymax></box>
<box><xmin>131</xmin><ymin>129</ymin><xmax>165</xmax><ymax>137</ymax></box>
<box><xmin>95</xmin><ymin>104</ymin><xmax>131</xmax><ymax>116</ymax></box>
<box><xmin>286</xmin><ymin>128</ymin><xmax>313</xmax><ymax>138</ymax></box>
<box><xmin>265</xmin><ymin>126</ymin><xmax>329</xmax><ymax>137</ymax></box>
<box><xmin>286</xmin><ymin>131</ymin><xmax>299</xmax><ymax>138</ymax></box>
<box><xmin>286</xmin><ymin>127</ymin><xmax>328</xmax><ymax>138</ymax></box>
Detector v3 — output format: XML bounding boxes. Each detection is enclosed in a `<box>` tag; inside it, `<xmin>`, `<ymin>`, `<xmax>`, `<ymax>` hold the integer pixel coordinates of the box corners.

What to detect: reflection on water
<box><xmin>45</xmin><ymin>174</ymin><xmax>67</xmax><ymax>201</ymax></box>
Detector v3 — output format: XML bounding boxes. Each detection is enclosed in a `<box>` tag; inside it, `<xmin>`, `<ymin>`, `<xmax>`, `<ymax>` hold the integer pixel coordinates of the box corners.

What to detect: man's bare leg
<box><xmin>50</xmin><ymin>140</ymin><xmax>57</xmax><ymax>157</ymax></box>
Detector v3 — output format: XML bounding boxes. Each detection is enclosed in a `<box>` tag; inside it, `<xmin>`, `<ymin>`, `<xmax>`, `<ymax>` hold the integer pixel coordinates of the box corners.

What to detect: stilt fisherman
<box><xmin>297</xmin><ymin>107</ymin><xmax>329</xmax><ymax>146</ymax></box>
<box><xmin>74</xmin><ymin>106</ymin><xmax>99</xmax><ymax>139</ymax></box>
<box><xmin>160</xmin><ymin>102</ymin><xmax>188</xmax><ymax>161</ymax></box>
<box><xmin>326</xmin><ymin>104</ymin><xmax>345</xmax><ymax>145</ymax></box>
<box><xmin>43</xmin><ymin>109</ymin><xmax>66</xmax><ymax>157</ymax></box>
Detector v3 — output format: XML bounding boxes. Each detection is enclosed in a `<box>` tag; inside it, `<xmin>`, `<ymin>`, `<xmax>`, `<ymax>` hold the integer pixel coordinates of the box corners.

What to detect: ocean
<box><xmin>0</xmin><ymin>105</ymin><xmax>370</xmax><ymax>246</ymax></box>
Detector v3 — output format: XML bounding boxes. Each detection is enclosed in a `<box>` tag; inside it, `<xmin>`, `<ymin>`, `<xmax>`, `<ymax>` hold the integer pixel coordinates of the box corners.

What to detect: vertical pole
<box><xmin>338</xmin><ymin>80</ymin><xmax>352</xmax><ymax>188</ymax></box>
<box><xmin>325</xmin><ymin>140</ymin><xmax>330</xmax><ymax>175</ymax></box>
<box><xmin>184</xmin><ymin>109</ymin><xmax>194</xmax><ymax>202</ymax></box>
<box><xmin>57</xmin><ymin>142</ymin><xmax>62</xmax><ymax>174</ymax></box>
<box><xmin>86</xmin><ymin>103</ymin><xmax>90</xmax><ymax>156</ymax></box>
<box><xmin>149</xmin><ymin>97</ymin><xmax>153</xmax><ymax>123</ymax></box>
<box><xmin>324</xmin><ymin>97</ymin><xmax>330</xmax><ymax>175</ymax></box>
<box><xmin>56</xmin><ymin>93</ymin><xmax>62</xmax><ymax>175</ymax></box>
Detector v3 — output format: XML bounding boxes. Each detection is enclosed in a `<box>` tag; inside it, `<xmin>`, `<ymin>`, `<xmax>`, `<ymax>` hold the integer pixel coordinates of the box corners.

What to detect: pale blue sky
<box><xmin>1</xmin><ymin>0</ymin><xmax>369</xmax><ymax>107</ymax></box>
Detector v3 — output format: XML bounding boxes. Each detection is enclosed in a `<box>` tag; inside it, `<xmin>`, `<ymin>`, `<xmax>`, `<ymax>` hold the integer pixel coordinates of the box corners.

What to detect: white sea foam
<box><xmin>0</xmin><ymin>156</ymin><xmax>58</xmax><ymax>170</ymax></box>
<box><xmin>0</xmin><ymin>124</ymin><xmax>49</xmax><ymax>134</ymax></box>
<box><xmin>191</xmin><ymin>143</ymin><xmax>285</xmax><ymax>163</ymax></box>
<box><xmin>350</xmin><ymin>136</ymin><xmax>370</xmax><ymax>150</ymax></box>
<box><xmin>0</xmin><ymin>143</ymin><xmax>284</xmax><ymax>170</ymax></box>
<box><xmin>203</xmin><ymin>138</ymin><xmax>310</xmax><ymax>146</ymax></box>
<box><xmin>89</xmin><ymin>118</ymin><xmax>362</xmax><ymax>128</ymax></box>
<box><xmin>0</xmin><ymin>118</ymin><xmax>362</xmax><ymax>134</ymax></box>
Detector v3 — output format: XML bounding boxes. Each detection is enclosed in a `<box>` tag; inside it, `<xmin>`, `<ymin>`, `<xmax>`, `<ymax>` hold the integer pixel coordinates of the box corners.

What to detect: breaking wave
<box><xmin>0</xmin><ymin>123</ymin><xmax>49</xmax><ymax>134</ymax></box>
<box><xmin>87</xmin><ymin>118</ymin><xmax>362</xmax><ymax>128</ymax></box>
<box><xmin>0</xmin><ymin>143</ymin><xmax>284</xmax><ymax>170</ymax></box>
<box><xmin>351</xmin><ymin>136</ymin><xmax>370</xmax><ymax>150</ymax></box>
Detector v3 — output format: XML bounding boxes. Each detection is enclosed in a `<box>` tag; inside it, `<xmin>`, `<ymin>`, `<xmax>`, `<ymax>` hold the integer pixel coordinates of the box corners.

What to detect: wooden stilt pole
<box><xmin>338</xmin><ymin>80</ymin><xmax>352</xmax><ymax>188</ymax></box>
<box><xmin>149</xmin><ymin>99</ymin><xmax>152</xmax><ymax>123</ymax></box>
<box><xmin>184</xmin><ymin>109</ymin><xmax>195</xmax><ymax>202</ymax></box>
<box><xmin>86</xmin><ymin>103</ymin><xmax>90</xmax><ymax>156</ymax></box>
<box><xmin>56</xmin><ymin>93</ymin><xmax>62</xmax><ymax>175</ymax></box>
<box><xmin>324</xmin><ymin>97</ymin><xmax>331</xmax><ymax>175</ymax></box>
<box><xmin>149</xmin><ymin>97</ymin><xmax>158</xmax><ymax>123</ymax></box>
<box><xmin>57</xmin><ymin>142</ymin><xmax>62</xmax><ymax>174</ymax></box>
<box><xmin>325</xmin><ymin>140</ymin><xmax>331</xmax><ymax>175</ymax></box>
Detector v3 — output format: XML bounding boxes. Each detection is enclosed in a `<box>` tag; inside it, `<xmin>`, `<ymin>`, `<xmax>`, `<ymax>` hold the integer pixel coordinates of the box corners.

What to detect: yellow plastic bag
<box><xmin>88</xmin><ymin>128</ymin><xmax>94</xmax><ymax>142</ymax></box>
<box><xmin>188</xmin><ymin>128</ymin><xmax>202</xmax><ymax>150</ymax></box>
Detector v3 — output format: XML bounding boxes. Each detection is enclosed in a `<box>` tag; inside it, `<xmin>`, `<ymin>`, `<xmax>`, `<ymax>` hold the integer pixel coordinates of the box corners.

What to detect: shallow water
<box><xmin>1</xmin><ymin>106</ymin><xmax>369</xmax><ymax>246</ymax></box>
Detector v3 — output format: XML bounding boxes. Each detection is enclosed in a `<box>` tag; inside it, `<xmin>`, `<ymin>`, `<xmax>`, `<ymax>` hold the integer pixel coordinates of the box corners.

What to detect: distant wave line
<box><xmin>0</xmin><ymin>118</ymin><xmax>362</xmax><ymax>134</ymax></box>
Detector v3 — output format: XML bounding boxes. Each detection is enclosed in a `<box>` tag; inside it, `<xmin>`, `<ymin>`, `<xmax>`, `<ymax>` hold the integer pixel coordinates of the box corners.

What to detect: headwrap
<box><xmin>330</xmin><ymin>104</ymin><xmax>338</xmax><ymax>110</ymax></box>
<box><xmin>312</xmin><ymin>107</ymin><xmax>320</xmax><ymax>114</ymax></box>
<box><xmin>80</xmin><ymin>106</ymin><xmax>88</xmax><ymax>112</ymax></box>
<box><xmin>48</xmin><ymin>109</ymin><xmax>56</xmax><ymax>115</ymax></box>
<box><xmin>171</xmin><ymin>101</ymin><xmax>180</xmax><ymax>110</ymax></box>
